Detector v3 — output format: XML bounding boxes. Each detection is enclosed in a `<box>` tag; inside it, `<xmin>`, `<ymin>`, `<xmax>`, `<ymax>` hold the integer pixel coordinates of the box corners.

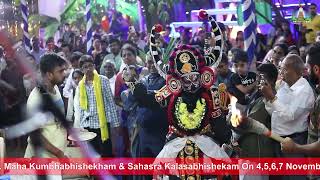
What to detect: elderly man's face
<box><xmin>104</xmin><ymin>62</ymin><xmax>116</xmax><ymax>78</ymax></box>
<box><xmin>280</xmin><ymin>58</ymin><xmax>297</xmax><ymax>85</ymax></box>
<box><xmin>72</xmin><ymin>72</ymin><xmax>83</xmax><ymax>86</ymax></box>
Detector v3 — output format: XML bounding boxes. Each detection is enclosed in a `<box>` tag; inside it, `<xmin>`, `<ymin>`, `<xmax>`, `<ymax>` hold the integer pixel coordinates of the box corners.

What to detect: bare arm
<box><xmin>281</xmin><ymin>137</ymin><xmax>320</xmax><ymax>156</ymax></box>
<box><xmin>295</xmin><ymin>141</ymin><xmax>320</xmax><ymax>156</ymax></box>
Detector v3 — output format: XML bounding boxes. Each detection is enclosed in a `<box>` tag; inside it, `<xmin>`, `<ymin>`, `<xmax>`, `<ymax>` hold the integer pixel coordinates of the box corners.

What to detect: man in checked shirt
<box><xmin>74</xmin><ymin>55</ymin><xmax>121</xmax><ymax>157</ymax></box>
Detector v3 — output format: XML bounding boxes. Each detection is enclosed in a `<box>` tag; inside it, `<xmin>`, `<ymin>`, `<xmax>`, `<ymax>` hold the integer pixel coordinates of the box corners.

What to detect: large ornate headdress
<box><xmin>150</xmin><ymin>10</ymin><xmax>224</xmax><ymax>102</ymax></box>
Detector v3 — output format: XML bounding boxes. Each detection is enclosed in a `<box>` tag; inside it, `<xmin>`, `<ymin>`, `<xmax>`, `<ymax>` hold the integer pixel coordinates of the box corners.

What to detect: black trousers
<box><xmin>85</xmin><ymin>124</ymin><xmax>113</xmax><ymax>157</ymax></box>
<box><xmin>274</xmin><ymin>131</ymin><xmax>308</xmax><ymax>180</ymax></box>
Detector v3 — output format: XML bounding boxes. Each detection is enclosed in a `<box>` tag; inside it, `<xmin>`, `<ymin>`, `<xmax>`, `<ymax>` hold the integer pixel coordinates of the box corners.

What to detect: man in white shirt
<box><xmin>100</xmin><ymin>60</ymin><xmax>125</xmax><ymax>157</ymax></box>
<box><xmin>101</xmin><ymin>60</ymin><xmax>117</xmax><ymax>96</ymax></box>
<box><xmin>281</xmin><ymin>43</ymin><xmax>320</xmax><ymax>156</ymax></box>
<box><xmin>261</xmin><ymin>54</ymin><xmax>315</xmax><ymax>157</ymax></box>
<box><xmin>25</xmin><ymin>53</ymin><xmax>68</xmax><ymax>158</ymax></box>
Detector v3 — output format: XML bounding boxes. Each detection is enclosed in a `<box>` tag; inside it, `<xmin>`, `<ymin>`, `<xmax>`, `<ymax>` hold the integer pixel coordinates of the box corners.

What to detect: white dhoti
<box><xmin>156</xmin><ymin>135</ymin><xmax>229</xmax><ymax>159</ymax></box>
<box><xmin>153</xmin><ymin>135</ymin><xmax>230</xmax><ymax>179</ymax></box>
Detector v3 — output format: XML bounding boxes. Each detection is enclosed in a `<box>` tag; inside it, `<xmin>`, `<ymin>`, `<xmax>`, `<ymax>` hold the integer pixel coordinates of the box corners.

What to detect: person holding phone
<box><xmin>128</xmin><ymin>26</ymin><xmax>146</xmax><ymax>51</ymax></box>
<box><xmin>261</xmin><ymin>54</ymin><xmax>315</xmax><ymax>180</ymax></box>
<box><xmin>229</xmin><ymin>64</ymin><xmax>278</xmax><ymax>154</ymax></box>
<box><xmin>281</xmin><ymin>42</ymin><xmax>320</xmax><ymax>157</ymax></box>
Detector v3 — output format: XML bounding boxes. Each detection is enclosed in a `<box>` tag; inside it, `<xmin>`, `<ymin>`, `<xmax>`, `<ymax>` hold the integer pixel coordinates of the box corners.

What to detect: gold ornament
<box><xmin>180</xmin><ymin>52</ymin><xmax>191</xmax><ymax>63</ymax></box>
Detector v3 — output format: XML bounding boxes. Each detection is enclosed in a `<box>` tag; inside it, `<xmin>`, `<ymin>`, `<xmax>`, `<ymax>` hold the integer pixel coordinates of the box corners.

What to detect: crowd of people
<box><xmin>0</xmin><ymin>3</ymin><xmax>320</xmax><ymax>180</ymax></box>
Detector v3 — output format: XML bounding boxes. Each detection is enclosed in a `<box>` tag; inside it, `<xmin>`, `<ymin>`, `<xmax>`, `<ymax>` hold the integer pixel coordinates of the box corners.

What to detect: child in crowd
<box><xmin>228</xmin><ymin>49</ymin><xmax>257</xmax><ymax>107</ymax></box>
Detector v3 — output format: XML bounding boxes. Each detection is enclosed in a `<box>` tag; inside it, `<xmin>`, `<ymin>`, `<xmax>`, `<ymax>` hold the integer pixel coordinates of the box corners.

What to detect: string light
<box><xmin>14</xmin><ymin>21</ymin><xmax>18</xmax><ymax>36</ymax></box>
<box><xmin>0</xmin><ymin>1</ymin><xmax>4</xmax><ymax>16</ymax></box>
<box><xmin>31</xmin><ymin>0</ymin><xmax>34</xmax><ymax>14</ymax></box>
<box><xmin>12</xmin><ymin>0</ymin><xmax>15</xmax><ymax>17</ymax></box>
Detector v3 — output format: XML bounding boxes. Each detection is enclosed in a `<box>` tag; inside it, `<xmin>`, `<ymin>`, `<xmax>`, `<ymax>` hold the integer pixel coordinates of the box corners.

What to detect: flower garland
<box><xmin>175</xmin><ymin>98</ymin><xmax>206</xmax><ymax>130</ymax></box>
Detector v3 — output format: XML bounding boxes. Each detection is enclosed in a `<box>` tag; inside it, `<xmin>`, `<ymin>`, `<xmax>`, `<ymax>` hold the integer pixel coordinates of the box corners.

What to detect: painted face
<box><xmin>279</xmin><ymin>57</ymin><xmax>297</xmax><ymax>85</ymax></box>
<box><xmin>181</xmin><ymin>72</ymin><xmax>201</xmax><ymax>93</ymax></box>
<box><xmin>104</xmin><ymin>62</ymin><xmax>115</xmax><ymax>76</ymax></box>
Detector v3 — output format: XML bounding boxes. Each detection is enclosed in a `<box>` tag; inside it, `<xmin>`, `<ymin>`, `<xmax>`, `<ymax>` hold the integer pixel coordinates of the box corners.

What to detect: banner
<box><xmin>38</xmin><ymin>0</ymin><xmax>66</xmax><ymax>21</ymax></box>
<box><xmin>1</xmin><ymin>158</ymin><xmax>320</xmax><ymax>176</ymax></box>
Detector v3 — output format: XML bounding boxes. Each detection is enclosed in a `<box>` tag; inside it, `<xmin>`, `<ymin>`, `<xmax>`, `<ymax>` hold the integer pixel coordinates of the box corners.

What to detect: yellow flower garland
<box><xmin>175</xmin><ymin>98</ymin><xmax>206</xmax><ymax>130</ymax></box>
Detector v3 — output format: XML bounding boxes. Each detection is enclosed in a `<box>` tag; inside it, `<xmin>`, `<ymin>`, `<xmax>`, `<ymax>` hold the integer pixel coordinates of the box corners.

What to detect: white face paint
<box><xmin>181</xmin><ymin>72</ymin><xmax>201</xmax><ymax>93</ymax></box>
